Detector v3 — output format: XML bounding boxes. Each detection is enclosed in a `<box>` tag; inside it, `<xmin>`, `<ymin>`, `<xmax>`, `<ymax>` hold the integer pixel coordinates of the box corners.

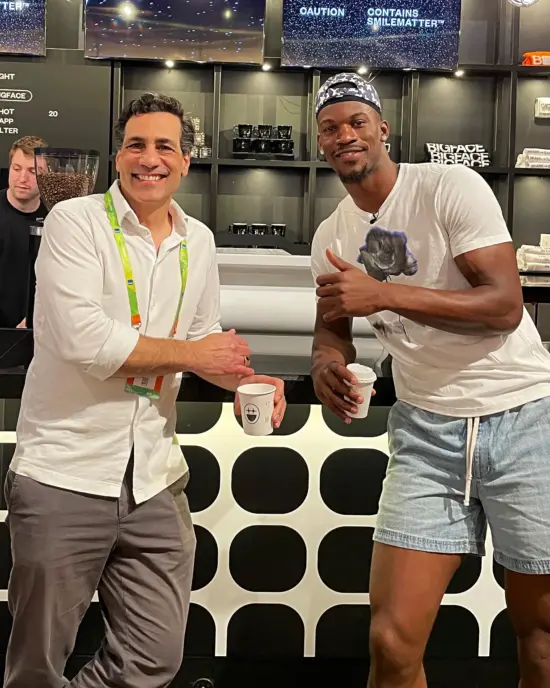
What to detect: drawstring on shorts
<box><xmin>465</xmin><ymin>417</ymin><xmax>480</xmax><ymax>506</ymax></box>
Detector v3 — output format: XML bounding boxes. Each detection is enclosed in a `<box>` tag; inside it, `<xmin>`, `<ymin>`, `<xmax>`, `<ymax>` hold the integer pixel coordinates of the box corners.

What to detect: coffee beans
<box><xmin>37</xmin><ymin>172</ymin><xmax>96</xmax><ymax>210</ymax></box>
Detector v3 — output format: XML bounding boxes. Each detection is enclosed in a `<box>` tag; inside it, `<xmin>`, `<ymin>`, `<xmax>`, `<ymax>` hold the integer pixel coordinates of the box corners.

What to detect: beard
<box><xmin>12</xmin><ymin>187</ymin><xmax>40</xmax><ymax>201</ymax></box>
<box><xmin>338</xmin><ymin>162</ymin><xmax>375</xmax><ymax>184</ymax></box>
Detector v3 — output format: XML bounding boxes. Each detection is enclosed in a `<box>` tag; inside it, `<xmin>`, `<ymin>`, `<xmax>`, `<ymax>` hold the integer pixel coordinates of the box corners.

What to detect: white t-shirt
<box><xmin>311</xmin><ymin>163</ymin><xmax>550</xmax><ymax>417</ymax></box>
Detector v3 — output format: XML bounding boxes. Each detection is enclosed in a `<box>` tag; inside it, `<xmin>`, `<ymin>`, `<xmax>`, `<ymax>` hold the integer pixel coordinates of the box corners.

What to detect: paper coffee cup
<box><xmin>346</xmin><ymin>363</ymin><xmax>377</xmax><ymax>419</ymax></box>
<box><xmin>237</xmin><ymin>383</ymin><xmax>276</xmax><ymax>436</ymax></box>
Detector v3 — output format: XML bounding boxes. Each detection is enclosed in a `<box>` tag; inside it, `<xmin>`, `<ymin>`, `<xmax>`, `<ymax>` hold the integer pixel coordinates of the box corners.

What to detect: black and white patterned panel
<box><xmin>0</xmin><ymin>398</ymin><xmax>516</xmax><ymax>661</ymax></box>
<box><xmin>179</xmin><ymin>401</ymin><xmax>513</xmax><ymax>660</ymax></box>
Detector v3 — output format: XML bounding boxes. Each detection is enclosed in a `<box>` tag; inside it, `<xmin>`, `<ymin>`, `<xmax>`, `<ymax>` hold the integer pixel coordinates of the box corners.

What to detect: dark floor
<box><xmin>0</xmin><ymin>656</ymin><xmax>517</xmax><ymax>687</ymax></box>
<box><xmin>59</xmin><ymin>657</ymin><xmax>517</xmax><ymax>688</ymax></box>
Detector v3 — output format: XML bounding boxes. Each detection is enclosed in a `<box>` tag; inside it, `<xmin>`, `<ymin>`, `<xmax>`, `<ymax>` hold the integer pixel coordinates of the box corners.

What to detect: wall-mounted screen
<box><xmin>85</xmin><ymin>0</ymin><xmax>265</xmax><ymax>65</ymax></box>
<box><xmin>281</xmin><ymin>0</ymin><xmax>462</xmax><ymax>70</ymax></box>
<box><xmin>0</xmin><ymin>0</ymin><xmax>46</xmax><ymax>56</ymax></box>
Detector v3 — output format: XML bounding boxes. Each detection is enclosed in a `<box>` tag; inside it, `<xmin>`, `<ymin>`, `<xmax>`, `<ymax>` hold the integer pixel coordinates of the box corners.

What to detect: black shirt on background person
<box><xmin>0</xmin><ymin>135</ymin><xmax>48</xmax><ymax>328</ymax></box>
<box><xmin>0</xmin><ymin>190</ymin><xmax>48</xmax><ymax>327</ymax></box>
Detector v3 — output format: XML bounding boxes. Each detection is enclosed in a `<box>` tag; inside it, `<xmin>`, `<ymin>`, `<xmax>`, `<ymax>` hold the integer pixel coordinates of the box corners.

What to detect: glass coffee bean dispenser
<box><xmin>27</xmin><ymin>148</ymin><xmax>100</xmax><ymax>328</ymax></box>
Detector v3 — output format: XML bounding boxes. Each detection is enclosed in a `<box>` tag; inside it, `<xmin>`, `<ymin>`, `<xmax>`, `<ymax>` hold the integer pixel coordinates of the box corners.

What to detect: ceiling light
<box><xmin>118</xmin><ymin>1</ymin><xmax>136</xmax><ymax>19</ymax></box>
<box><xmin>165</xmin><ymin>60</ymin><xmax>175</xmax><ymax>68</ymax></box>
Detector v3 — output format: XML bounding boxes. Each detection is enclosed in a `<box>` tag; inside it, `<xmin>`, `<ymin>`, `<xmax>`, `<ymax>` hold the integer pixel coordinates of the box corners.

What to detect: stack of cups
<box><xmin>346</xmin><ymin>363</ymin><xmax>377</xmax><ymax>419</ymax></box>
<box><xmin>237</xmin><ymin>383</ymin><xmax>276</xmax><ymax>436</ymax></box>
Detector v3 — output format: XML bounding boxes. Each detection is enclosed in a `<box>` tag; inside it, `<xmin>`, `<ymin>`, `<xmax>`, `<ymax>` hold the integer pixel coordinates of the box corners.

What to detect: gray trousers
<box><xmin>3</xmin><ymin>463</ymin><xmax>196</xmax><ymax>688</ymax></box>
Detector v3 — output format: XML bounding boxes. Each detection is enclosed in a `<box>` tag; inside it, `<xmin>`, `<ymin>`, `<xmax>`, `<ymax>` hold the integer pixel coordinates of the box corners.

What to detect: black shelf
<box><xmin>454</xmin><ymin>64</ymin><xmax>514</xmax><ymax>75</ymax></box>
<box><xmin>313</xmin><ymin>162</ymin><xmax>511</xmax><ymax>176</ymax></box>
<box><xmin>477</xmin><ymin>167</ymin><xmax>510</xmax><ymax>175</ymax></box>
<box><xmin>218</xmin><ymin>158</ymin><xmax>310</xmax><ymax>169</ymax></box>
<box><xmin>514</xmin><ymin>168</ymin><xmax>550</xmax><ymax>177</ymax></box>
<box><xmin>516</xmin><ymin>66</ymin><xmax>550</xmax><ymax>78</ymax></box>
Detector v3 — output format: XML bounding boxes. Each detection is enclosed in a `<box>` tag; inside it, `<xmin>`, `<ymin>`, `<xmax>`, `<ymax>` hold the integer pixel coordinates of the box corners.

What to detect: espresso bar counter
<box><xmin>0</xmin><ymin>328</ymin><xmax>520</xmax><ymax>686</ymax></box>
<box><xmin>0</xmin><ymin>323</ymin><xmax>396</xmax><ymax>403</ymax></box>
<box><xmin>0</xmin><ymin>329</ymin><xmax>515</xmax><ymax>687</ymax></box>
<box><xmin>0</xmin><ymin>354</ymin><xmax>397</xmax><ymax>405</ymax></box>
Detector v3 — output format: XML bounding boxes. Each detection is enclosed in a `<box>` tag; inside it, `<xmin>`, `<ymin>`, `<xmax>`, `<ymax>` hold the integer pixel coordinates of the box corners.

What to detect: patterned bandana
<box><xmin>315</xmin><ymin>73</ymin><xmax>382</xmax><ymax>117</ymax></box>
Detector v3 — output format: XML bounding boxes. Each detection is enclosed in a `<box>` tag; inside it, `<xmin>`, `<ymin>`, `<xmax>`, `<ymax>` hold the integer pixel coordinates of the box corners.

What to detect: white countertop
<box><xmin>216</xmin><ymin>248</ymin><xmax>311</xmax><ymax>269</ymax></box>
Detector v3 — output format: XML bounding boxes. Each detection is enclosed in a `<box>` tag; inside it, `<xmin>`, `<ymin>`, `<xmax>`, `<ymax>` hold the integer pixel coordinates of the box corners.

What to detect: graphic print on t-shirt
<box><xmin>357</xmin><ymin>227</ymin><xmax>418</xmax><ymax>282</ymax></box>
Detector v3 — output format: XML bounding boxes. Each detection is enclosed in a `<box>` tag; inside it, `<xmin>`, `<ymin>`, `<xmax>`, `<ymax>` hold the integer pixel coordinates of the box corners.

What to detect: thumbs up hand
<box><xmin>316</xmin><ymin>249</ymin><xmax>385</xmax><ymax>322</ymax></box>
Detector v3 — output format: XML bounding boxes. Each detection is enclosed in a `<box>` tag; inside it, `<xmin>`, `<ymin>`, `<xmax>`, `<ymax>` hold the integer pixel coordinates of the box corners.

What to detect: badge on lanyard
<box><xmin>125</xmin><ymin>375</ymin><xmax>164</xmax><ymax>399</ymax></box>
<box><xmin>104</xmin><ymin>191</ymin><xmax>189</xmax><ymax>401</ymax></box>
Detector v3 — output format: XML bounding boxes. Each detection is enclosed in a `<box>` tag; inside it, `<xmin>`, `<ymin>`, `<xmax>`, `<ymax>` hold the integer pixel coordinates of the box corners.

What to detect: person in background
<box><xmin>4</xmin><ymin>92</ymin><xmax>286</xmax><ymax>688</ymax></box>
<box><xmin>310</xmin><ymin>73</ymin><xmax>550</xmax><ymax>688</ymax></box>
<box><xmin>0</xmin><ymin>135</ymin><xmax>48</xmax><ymax>327</ymax></box>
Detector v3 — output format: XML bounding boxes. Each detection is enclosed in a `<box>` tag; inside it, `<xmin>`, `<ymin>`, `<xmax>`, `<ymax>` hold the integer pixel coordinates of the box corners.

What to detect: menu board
<box><xmin>0</xmin><ymin>0</ymin><xmax>46</xmax><ymax>56</ymax></box>
<box><xmin>0</xmin><ymin>51</ymin><xmax>112</xmax><ymax>190</ymax></box>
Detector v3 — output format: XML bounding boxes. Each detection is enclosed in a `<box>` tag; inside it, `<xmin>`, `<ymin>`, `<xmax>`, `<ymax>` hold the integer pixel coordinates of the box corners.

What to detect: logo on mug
<box><xmin>244</xmin><ymin>404</ymin><xmax>260</xmax><ymax>424</ymax></box>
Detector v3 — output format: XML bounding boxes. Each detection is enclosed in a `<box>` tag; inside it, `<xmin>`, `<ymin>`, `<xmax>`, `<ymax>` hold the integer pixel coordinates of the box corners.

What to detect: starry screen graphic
<box><xmin>85</xmin><ymin>0</ymin><xmax>265</xmax><ymax>64</ymax></box>
<box><xmin>0</xmin><ymin>0</ymin><xmax>46</xmax><ymax>56</ymax></box>
<box><xmin>281</xmin><ymin>0</ymin><xmax>462</xmax><ymax>70</ymax></box>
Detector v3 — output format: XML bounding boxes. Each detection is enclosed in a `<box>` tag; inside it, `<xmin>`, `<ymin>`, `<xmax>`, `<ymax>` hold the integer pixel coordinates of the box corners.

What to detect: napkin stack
<box><xmin>516</xmin><ymin>148</ymin><xmax>550</xmax><ymax>168</ymax></box>
<box><xmin>517</xmin><ymin>240</ymin><xmax>550</xmax><ymax>272</ymax></box>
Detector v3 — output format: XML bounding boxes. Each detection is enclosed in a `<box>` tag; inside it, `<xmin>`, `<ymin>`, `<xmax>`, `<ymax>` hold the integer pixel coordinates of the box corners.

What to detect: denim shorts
<box><xmin>374</xmin><ymin>396</ymin><xmax>550</xmax><ymax>574</ymax></box>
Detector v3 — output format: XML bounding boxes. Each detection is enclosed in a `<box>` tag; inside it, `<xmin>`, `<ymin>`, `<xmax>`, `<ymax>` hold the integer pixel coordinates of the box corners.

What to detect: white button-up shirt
<box><xmin>11</xmin><ymin>180</ymin><xmax>221</xmax><ymax>503</ymax></box>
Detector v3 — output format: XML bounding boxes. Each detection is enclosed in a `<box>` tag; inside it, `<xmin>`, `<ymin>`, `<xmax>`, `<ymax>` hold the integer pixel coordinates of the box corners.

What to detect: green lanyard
<box><xmin>104</xmin><ymin>191</ymin><xmax>188</xmax><ymax>337</ymax></box>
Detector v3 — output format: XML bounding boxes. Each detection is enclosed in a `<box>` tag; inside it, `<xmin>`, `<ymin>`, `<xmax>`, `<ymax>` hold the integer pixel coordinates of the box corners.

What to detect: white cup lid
<box><xmin>347</xmin><ymin>363</ymin><xmax>377</xmax><ymax>384</ymax></box>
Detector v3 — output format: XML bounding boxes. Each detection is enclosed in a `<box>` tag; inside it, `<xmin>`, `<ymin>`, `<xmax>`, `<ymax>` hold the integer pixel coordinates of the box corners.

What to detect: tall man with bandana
<box><xmin>310</xmin><ymin>73</ymin><xmax>550</xmax><ymax>688</ymax></box>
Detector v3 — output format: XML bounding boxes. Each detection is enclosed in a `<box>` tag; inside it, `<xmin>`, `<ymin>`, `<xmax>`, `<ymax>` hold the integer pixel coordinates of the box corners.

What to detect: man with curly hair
<box><xmin>311</xmin><ymin>72</ymin><xmax>550</xmax><ymax>688</ymax></box>
<box><xmin>4</xmin><ymin>93</ymin><xmax>286</xmax><ymax>687</ymax></box>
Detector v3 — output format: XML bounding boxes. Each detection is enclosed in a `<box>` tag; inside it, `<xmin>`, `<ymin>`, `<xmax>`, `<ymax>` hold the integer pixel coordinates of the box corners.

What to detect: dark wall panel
<box><xmin>46</xmin><ymin>0</ymin><xmax>83</xmax><ymax>50</ymax></box>
<box><xmin>0</xmin><ymin>50</ymin><xmax>111</xmax><ymax>191</ymax></box>
<box><xmin>313</xmin><ymin>170</ymin><xmax>347</xmax><ymax>229</ymax></box>
<box><xmin>513</xmin><ymin>176</ymin><xmax>550</xmax><ymax>248</ymax></box>
<box><xmin>518</xmin><ymin>1</ymin><xmax>550</xmax><ymax>59</ymax></box>
<box><xmin>216</xmin><ymin>166</ymin><xmax>307</xmax><ymax>239</ymax></box>
<box><xmin>416</xmin><ymin>75</ymin><xmax>497</xmax><ymax>164</ymax></box>
<box><xmin>515</xmin><ymin>78</ymin><xmax>550</xmax><ymax>161</ymax></box>
<box><xmin>459</xmin><ymin>0</ymin><xmax>499</xmax><ymax>65</ymax></box>
<box><xmin>219</xmin><ymin>70</ymin><xmax>309</xmax><ymax>160</ymax></box>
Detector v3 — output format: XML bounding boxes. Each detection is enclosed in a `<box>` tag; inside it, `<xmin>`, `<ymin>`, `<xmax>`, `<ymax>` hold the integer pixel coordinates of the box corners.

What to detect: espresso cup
<box><xmin>233</xmin><ymin>138</ymin><xmax>252</xmax><ymax>153</ymax></box>
<box><xmin>277</xmin><ymin>125</ymin><xmax>292</xmax><ymax>139</ymax></box>
<box><xmin>233</xmin><ymin>124</ymin><xmax>253</xmax><ymax>138</ymax></box>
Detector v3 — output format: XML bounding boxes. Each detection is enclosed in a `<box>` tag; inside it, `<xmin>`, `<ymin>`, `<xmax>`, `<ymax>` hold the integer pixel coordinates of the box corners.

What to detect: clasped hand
<box><xmin>316</xmin><ymin>249</ymin><xmax>383</xmax><ymax>322</ymax></box>
<box><xmin>190</xmin><ymin>330</ymin><xmax>286</xmax><ymax>429</ymax></box>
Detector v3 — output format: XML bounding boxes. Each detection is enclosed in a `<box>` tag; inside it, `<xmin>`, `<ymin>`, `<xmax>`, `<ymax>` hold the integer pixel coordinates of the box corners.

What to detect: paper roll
<box><xmin>220</xmin><ymin>286</ymin><xmax>374</xmax><ymax>336</ymax></box>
